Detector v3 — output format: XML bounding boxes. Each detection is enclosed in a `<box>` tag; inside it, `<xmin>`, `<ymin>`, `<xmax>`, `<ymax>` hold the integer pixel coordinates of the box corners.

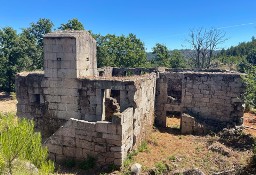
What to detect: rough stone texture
<box><xmin>16</xmin><ymin>30</ymin><xmax>245</xmax><ymax>167</ymax></box>
<box><xmin>155</xmin><ymin>71</ymin><xmax>245</xmax><ymax>131</ymax></box>
<box><xmin>181</xmin><ymin>113</ymin><xmax>207</xmax><ymax>135</ymax></box>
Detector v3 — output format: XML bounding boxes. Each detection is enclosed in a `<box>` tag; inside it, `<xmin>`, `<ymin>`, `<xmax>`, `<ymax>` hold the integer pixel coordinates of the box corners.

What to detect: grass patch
<box><xmin>154</xmin><ymin>161</ymin><xmax>168</xmax><ymax>174</ymax></box>
<box><xmin>138</xmin><ymin>141</ymin><xmax>149</xmax><ymax>152</ymax></box>
<box><xmin>168</xmin><ymin>155</ymin><xmax>176</xmax><ymax>161</ymax></box>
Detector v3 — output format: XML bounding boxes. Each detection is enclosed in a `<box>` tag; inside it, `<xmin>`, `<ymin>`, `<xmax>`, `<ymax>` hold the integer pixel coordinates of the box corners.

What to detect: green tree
<box><xmin>246</xmin><ymin>49</ymin><xmax>256</xmax><ymax>65</ymax></box>
<box><xmin>0</xmin><ymin>27</ymin><xmax>22</xmax><ymax>92</ymax></box>
<box><xmin>243</xmin><ymin>65</ymin><xmax>256</xmax><ymax>109</ymax></box>
<box><xmin>152</xmin><ymin>43</ymin><xmax>170</xmax><ymax>67</ymax></box>
<box><xmin>96</xmin><ymin>33</ymin><xmax>147</xmax><ymax>68</ymax></box>
<box><xmin>169</xmin><ymin>50</ymin><xmax>187</xmax><ymax>68</ymax></box>
<box><xmin>21</xmin><ymin>18</ymin><xmax>53</xmax><ymax>69</ymax></box>
<box><xmin>59</xmin><ymin>18</ymin><xmax>84</xmax><ymax>30</ymax></box>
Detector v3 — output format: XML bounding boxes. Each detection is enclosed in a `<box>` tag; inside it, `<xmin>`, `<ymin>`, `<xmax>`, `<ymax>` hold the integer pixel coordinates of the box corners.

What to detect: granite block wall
<box><xmin>155</xmin><ymin>71</ymin><xmax>245</xmax><ymax>130</ymax></box>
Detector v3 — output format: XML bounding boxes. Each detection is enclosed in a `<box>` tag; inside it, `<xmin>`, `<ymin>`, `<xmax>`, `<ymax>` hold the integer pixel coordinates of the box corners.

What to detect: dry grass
<box><xmin>0</xmin><ymin>92</ymin><xmax>17</xmax><ymax>114</ymax></box>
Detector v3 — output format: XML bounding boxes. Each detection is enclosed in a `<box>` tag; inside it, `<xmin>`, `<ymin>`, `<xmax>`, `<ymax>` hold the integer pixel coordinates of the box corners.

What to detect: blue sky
<box><xmin>1</xmin><ymin>0</ymin><xmax>256</xmax><ymax>51</ymax></box>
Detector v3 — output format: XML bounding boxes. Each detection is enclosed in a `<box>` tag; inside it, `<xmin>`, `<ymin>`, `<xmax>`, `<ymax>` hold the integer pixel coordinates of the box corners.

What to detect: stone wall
<box><xmin>44</xmin><ymin>73</ymin><xmax>156</xmax><ymax>167</ymax></box>
<box><xmin>155</xmin><ymin>71</ymin><xmax>245</xmax><ymax>130</ymax></box>
<box><xmin>45</xmin><ymin>108</ymin><xmax>134</xmax><ymax>166</ymax></box>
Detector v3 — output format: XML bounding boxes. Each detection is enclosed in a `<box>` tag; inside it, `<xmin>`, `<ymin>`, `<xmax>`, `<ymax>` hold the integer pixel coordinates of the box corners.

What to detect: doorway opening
<box><xmin>166</xmin><ymin>111</ymin><xmax>181</xmax><ymax>130</ymax></box>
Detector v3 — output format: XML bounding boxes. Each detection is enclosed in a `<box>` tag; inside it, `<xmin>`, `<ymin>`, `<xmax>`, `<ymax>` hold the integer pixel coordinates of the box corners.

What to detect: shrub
<box><xmin>0</xmin><ymin>113</ymin><xmax>54</xmax><ymax>174</ymax></box>
<box><xmin>78</xmin><ymin>155</ymin><xmax>96</xmax><ymax>170</ymax></box>
<box><xmin>64</xmin><ymin>159</ymin><xmax>76</xmax><ymax>168</ymax></box>
<box><xmin>242</xmin><ymin>65</ymin><xmax>256</xmax><ymax>110</ymax></box>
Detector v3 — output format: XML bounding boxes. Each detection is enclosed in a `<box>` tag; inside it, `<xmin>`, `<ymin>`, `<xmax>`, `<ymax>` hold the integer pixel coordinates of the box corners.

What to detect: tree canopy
<box><xmin>59</xmin><ymin>18</ymin><xmax>84</xmax><ymax>30</ymax></box>
<box><xmin>152</xmin><ymin>43</ymin><xmax>170</xmax><ymax>67</ymax></box>
<box><xmin>95</xmin><ymin>33</ymin><xmax>148</xmax><ymax>68</ymax></box>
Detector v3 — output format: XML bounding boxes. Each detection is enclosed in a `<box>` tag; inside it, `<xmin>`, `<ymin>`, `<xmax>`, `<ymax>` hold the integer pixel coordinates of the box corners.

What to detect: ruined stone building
<box><xmin>15</xmin><ymin>30</ymin><xmax>245</xmax><ymax>167</ymax></box>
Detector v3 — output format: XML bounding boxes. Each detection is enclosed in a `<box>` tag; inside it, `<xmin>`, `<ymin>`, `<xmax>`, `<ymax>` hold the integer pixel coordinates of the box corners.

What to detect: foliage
<box><xmin>215</xmin><ymin>55</ymin><xmax>245</xmax><ymax>70</ymax></box>
<box><xmin>0</xmin><ymin>19</ymin><xmax>53</xmax><ymax>92</ymax></box>
<box><xmin>246</xmin><ymin>49</ymin><xmax>256</xmax><ymax>65</ymax></box>
<box><xmin>59</xmin><ymin>18</ymin><xmax>85</xmax><ymax>30</ymax></box>
<box><xmin>0</xmin><ymin>113</ymin><xmax>54</xmax><ymax>174</ymax></box>
<box><xmin>0</xmin><ymin>27</ymin><xmax>22</xmax><ymax>92</ymax></box>
<box><xmin>154</xmin><ymin>161</ymin><xmax>168</xmax><ymax>174</ymax></box>
<box><xmin>78</xmin><ymin>155</ymin><xmax>96</xmax><ymax>170</ymax></box>
<box><xmin>242</xmin><ymin>65</ymin><xmax>256</xmax><ymax>109</ymax></box>
<box><xmin>95</xmin><ymin>33</ymin><xmax>147</xmax><ymax>68</ymax></box>
<box><xmin>138</xmin><ymin>141</ymin><xmax>149</xmax><ymax>152</ymax></box>
<box><xmin>21</xmin><ymin>18</ymin><xmax>54</xmax><ymax>69</ymax></box>
<box><xmin>221</xmin><ymin>36</ymin><xmax>256</xmax><ymax>57</ymax></box>
<box><xmin>64</xmin><ymin>159</ymin><xmax>76</xmax><ymax>168</ymax></box>
<box><xmin>152</xmin><ymin>43</ymin><xmax>170</xmax><ymax>67</ymax></box>
<box><xmin>169</xmin><ymin>50</ymin><xmax>187</xmax><ymax>68</ymax></box>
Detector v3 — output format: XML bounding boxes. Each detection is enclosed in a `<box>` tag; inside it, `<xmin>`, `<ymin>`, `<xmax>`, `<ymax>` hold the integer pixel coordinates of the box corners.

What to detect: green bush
<box><xmin>0</xmin><ymin>113</ymin><xmax>54</xmax><ymax>174</ymax></box>
<box><xmin>242</xmin><ymin>65</ymin><xmax>256</xmax><ymax>110</ymax></box>
<box><xmin>78</xmin><ymin>155</ymin><xmax>96</xmax><ymax>170</ymax></box>
<box><xmin>64</xmin><ymin>159</ymin><xmax>76</xmax><ymax>168</ymax></box>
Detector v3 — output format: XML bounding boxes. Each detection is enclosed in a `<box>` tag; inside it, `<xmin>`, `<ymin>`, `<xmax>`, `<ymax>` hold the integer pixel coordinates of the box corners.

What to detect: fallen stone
<box><xmin>131</xmin><ymin>163</ymin><xmax>142</xmax><ymax>175</ymax></box>
<box><xmin>183</xmin><ymin>168</ymin><xmax>205</xmax><ymax>175</ymax></box>
<box><xmin>208</xmin><ymin>142</ymin><xmax>233</xmax><ymax>157</ymax></box>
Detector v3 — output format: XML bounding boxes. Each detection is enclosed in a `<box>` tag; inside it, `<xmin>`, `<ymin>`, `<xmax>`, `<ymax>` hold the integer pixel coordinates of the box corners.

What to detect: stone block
<box><xmin>107</xmin><ymin>124</ymin><xmax>117</xmax><ymax>134</ymax></box>
<box><xmin>44</xmin><ymin>53</ymin><xmax>56</xmax><ymax>61</ymax></box>
<box><xmin>76</xmin><ymin>138</ymin><xmax>92</xmax><ymax>148</ymax></box>
<box><xmin>106</xmin><ymin>157</ymin><xmax>115</xmax><ymax>163</ymax></box>
<box><xmin>102</xmin><ymin>133</ymin><xmax>121</xmax><ymax>141</ymax></box>
<box><xmin>114</xmin><ymin>158</ymin><xmax>122</xmax><ymax>166</ymax></box>
<box><xmin>46</xmin><ymin>144</ymin><xmax>63</xmax><ymax>155</ymax></box>
<box><xmin>63</xmin><ymin>146</ymin><xmax>75</xmax><ymax>157</ymax></box>
<box><xmin>94</xmin><ymin>144</ymin><xmax>106</xmax><ymax>152</ymax></box>
<box><xmin>75</xmin><ymin>147</ymin><xmax>84</xmax><ymax>159</ymax></box>
<box><xmin>62</xmin><ymin>136</ymin><xmax>75</xmax><ymax>147</ymax></box>
<box><xmin>95</xmin><ymin>121</ymin><xmax>109</xmax><ymax>132</ymax></box>
<box><xmin>55</xmin><ymin>127</ymin><xmax>75</xmax><ymax>137</ymax></box>
<box><xmin>106</xmin><ymin>139</ymin><xmax>122</xmax><ymax>146</ymax></box>
<box><xmin>110</xmin><ymin>146</ymin><xmax>124</xmax><ymax>152</ymax></box>
<box><xmin>55</xmin><ymin>154</ymin><xmax>66</xmax><ymax>163</ymax></box>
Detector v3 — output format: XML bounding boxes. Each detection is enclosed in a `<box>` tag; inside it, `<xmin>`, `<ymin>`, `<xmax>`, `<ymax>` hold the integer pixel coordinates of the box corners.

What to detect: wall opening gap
<box><xmin>166</xmin><ymin>111</ymin><xmax>181</xmax><ymax>130</ymax></box>
<box><xmin>104</xmin><ymin>89</ymin><xmax>120</xmax><ymax>122</ymax></box>
<box><xmin>167</xmin><ymin>78</ymin><xmax>182</xmax><ymax>104</ymax></box>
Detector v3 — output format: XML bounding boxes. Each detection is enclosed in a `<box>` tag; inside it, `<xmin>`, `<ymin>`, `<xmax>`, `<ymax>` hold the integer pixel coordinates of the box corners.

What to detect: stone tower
<box><xmin>43</xmin><ymin>30</ymin><xmax>97</xmax><ymax>78</ymax></box>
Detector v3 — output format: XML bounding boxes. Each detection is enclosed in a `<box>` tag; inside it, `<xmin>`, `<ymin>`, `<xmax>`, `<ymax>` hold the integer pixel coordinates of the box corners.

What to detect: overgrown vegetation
<box><xmin>242</xmin><ymin>65</ymin><xmax>256</xmax><ymax>110</ymax></box>
<box><xmin>122</xmin><ymin>141</ymin><xmax>149</xmax><ymax>174</ymax></box>
<box><xmin>78</xmin><ymin>155</ymin><xmax>96</xmax><ymax>170</ymax></box>
<box><xmin>0</xmin><ymin>113</ymin><xmax>54</xmax><ymax>174</ymax></box>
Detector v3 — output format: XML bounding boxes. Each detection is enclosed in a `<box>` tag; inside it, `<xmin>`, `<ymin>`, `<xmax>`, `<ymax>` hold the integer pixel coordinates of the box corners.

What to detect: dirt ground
<box><xmin>0</xmin><ymin>93</ymin><xmax>255</xmax><ymax>174</ymax></box>
<box><xmin>131</xmin><ymin>117</ymin><xmax>254</xmax><ymax>174</ymax></box>
<box><xmin>0</xmin><ymin>92</ymin><xmax>17</xmax><ymax>114</ymax></box>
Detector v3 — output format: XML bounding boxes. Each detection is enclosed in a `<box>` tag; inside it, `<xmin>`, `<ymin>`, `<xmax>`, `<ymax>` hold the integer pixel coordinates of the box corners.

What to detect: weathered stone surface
<box><xmin>16</xmin><ymin>30</ymin><xmax>245</xmax><ymax>169</ymax></box>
